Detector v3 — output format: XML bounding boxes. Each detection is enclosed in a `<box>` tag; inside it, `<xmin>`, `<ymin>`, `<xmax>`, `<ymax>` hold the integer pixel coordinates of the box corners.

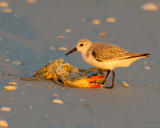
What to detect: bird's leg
<box><xmin>102</xmin><ymin>70</ymin><xmax>110</xmax><ymax>84</ymax></box>
<box><xmin>105</xmin><ymin>70</ymin><xmax>115</xmax><ymax>89</ymax></box>
<box><xmin>111</xmin><ymin>70</ymin><xmax>115</xmax><ymax>88</ymax></box>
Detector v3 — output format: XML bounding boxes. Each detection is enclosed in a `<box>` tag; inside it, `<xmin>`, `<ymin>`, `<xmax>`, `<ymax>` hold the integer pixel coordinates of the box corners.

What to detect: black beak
<box><xmin>65</xmin><ymin>47</ymin><xmax>77</xmax><ymax>55</ymax></box>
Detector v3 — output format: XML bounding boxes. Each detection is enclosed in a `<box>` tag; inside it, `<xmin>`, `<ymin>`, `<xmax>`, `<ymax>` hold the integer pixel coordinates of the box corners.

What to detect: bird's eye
<box><xmin>80</xmin><ymin>44</ymin><xmax>83</xmax><ymax>46</ymax></box>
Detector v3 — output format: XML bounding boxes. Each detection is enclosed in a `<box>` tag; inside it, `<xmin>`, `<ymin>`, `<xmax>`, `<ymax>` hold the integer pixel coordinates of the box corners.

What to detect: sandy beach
<box><xmin>0</xmin><ymin>0</ymin><xmax>160</xmax><ymax>128</ymax></box>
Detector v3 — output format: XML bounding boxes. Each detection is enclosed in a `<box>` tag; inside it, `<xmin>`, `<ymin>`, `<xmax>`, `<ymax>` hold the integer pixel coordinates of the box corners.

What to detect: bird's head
<box><xmin>65</xmin><ymin>39</ymin><xmax>92</xmax><ymax>55</ymax></box>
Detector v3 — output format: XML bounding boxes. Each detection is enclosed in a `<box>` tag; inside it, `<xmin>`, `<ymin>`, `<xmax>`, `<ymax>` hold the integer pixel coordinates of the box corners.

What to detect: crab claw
<box><xmin>90</xmin><ymin>84</ymin><xmax>103</xmax><ymax>88</ymax></box>
<box><xmin>88</xmin><ymin>76</ymin><xmax>104</xmax><ymax>88</ymax></box>
<box><xmin>88</xmin><ymin>76</ymin><xmax>104</xmax><ymax>82</ymax></box>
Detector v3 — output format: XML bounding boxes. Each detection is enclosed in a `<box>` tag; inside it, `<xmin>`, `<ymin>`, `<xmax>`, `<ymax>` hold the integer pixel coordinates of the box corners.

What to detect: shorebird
<box><xmin>65</xmin><ymin>39</ymin><xmax>150</xmax><ymax>88</ymax></box>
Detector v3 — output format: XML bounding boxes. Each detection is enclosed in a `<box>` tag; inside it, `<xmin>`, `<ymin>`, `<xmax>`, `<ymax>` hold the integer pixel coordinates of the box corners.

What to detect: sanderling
<box><xmin>65</xmin><ymin>39</ymin><xmax>150</xmax><ymax>88</ymax></box>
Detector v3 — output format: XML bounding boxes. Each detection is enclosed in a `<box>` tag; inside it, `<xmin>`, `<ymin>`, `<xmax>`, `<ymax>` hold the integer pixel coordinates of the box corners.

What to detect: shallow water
<box><xmin>0</xmin><ymin>0</ymin><xmax>160</xmax><ymax>128</ymax></box>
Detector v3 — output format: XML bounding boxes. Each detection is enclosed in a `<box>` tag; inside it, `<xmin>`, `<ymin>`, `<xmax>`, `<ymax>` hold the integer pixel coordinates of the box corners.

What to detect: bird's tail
<box><xmin>130</xmin><ymin>53</ymin><xmax>150</xmax><ymax>58</ymax></box>
<box><xmin>119</xmin><ymin>53</ymin><xmax>150</xmax><ymax>60</ymax></box>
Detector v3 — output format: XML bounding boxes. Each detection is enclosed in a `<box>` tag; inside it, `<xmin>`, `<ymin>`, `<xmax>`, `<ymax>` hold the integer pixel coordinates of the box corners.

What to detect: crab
<box><xmin>20</xmin><ymin>58</ymin><xmax>105</xmax><ymax>88</ymax></box>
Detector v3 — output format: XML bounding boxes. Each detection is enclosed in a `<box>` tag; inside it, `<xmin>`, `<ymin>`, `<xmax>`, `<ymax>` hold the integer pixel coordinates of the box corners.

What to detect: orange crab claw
<box><xmin>90</xmin><ymin>84</ymin><xmax>103</xmax><ymax>88</ymax></box>
<box><xmin>88</xmin><ymin>76</ymin><xmax>104</xmax><ymax>82</ymax></box>
<box><xmin>88</xmin><ymin>76</ymin><xmax>104</xmax><ymax>88</ymax></box>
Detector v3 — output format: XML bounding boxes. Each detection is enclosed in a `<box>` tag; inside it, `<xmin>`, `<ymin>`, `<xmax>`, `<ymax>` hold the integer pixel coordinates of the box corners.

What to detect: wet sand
<box><xmin>0</xmin><ymin>0</ymin><xmax>160</xmax><ymax>128</ymax></box>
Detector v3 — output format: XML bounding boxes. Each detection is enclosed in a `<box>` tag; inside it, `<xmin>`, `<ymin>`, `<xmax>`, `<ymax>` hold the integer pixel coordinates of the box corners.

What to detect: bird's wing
<box><xmin>88</xmin><ymin>42</ymin><xmax>133</xmax><ymax>62</ymax></box>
